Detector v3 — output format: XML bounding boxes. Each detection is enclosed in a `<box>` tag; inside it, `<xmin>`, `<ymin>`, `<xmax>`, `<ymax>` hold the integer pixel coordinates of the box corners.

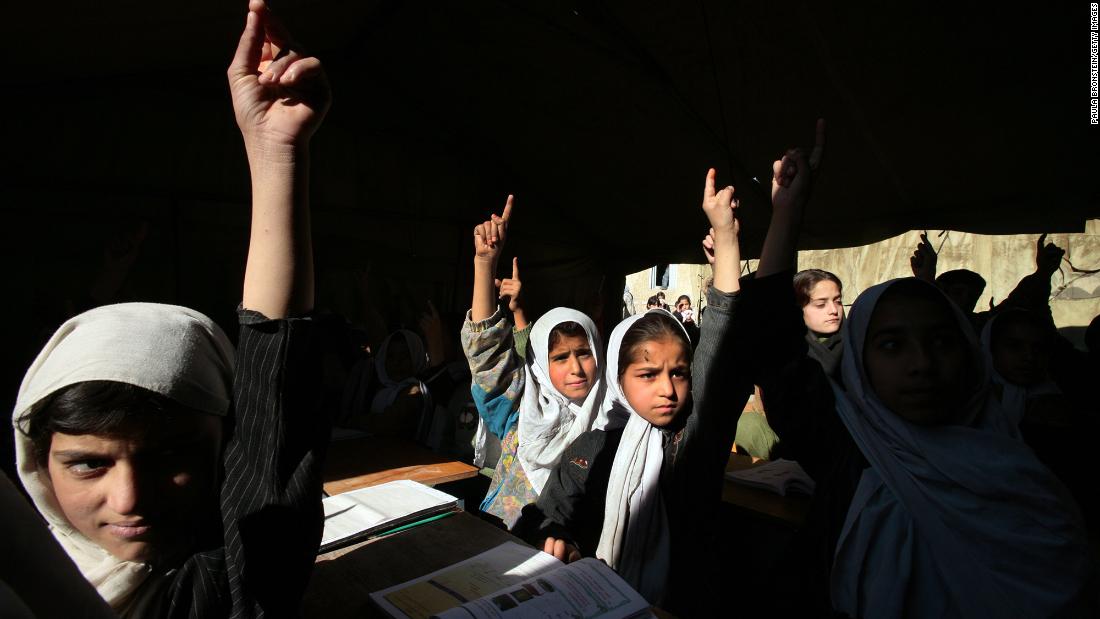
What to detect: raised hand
<box><xmin>910</xmin><ymin>233</ymin><xmax>938</xmax><ymax>283</ymax></box>
<box><xmin>771</xmin><ymin>118</ymin><xmax>825</xmax><ymax>214</ymax></box>
<box><xmin>701</xmin><ymin>168</ymin><xmax>740</xmax><ymax>236</ymax></box>
<box><xmin>471</xmin><ymin>195</ymin><xmax>514</xmax><ymax>322</ymax></box>
<box><xmin>1035</xmin><ymin>234</ymin><xmax>1065</xmax><ymax>277</ymax></box>
<box><xmin>228</xmin><ymin>0</ymin><xmax>331</xmax><ymax>151</ymax></box>
<box><xmin>235</xmin><ymin>0</ymin><xmax>326</xmax><ymax>317</ymax></box>
<box><xmin>700</xmin><ymin>169</ymin><xmax>742</xmax><ymax>293</ymax></box>
<box><xmin>473</xmin><ymin>195</ymin><xmax>514</xmax><ymax>264</ymax></box>
<box><xmin>495</xmin><ymin>257</ymin><xmax>524</xmax><ymax>313</ymax></box>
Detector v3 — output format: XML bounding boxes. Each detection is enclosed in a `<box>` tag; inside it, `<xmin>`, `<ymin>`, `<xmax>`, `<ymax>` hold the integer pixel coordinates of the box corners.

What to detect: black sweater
<box><xmin>740</xmin><ymin>271</ymin><xmax>867</xmax><ymax>616</ymax></box>
<box><xmin>163</xmin><ymin>309</ymin><xmax>330</xmax><ymax>618</ymax></box>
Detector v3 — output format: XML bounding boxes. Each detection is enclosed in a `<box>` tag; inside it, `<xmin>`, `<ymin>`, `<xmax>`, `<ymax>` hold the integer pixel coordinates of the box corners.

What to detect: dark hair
<box><xmin>548</xmin><ymin>321</ymin><xmax>588</xmax><ymax>350</ymax></box>
<box><xmin>19</xmin><ymin>381</ymin><xmax>179</xmax><ymax>466</ymax></box>
<box><xmin>646</xmin><ymin>295</ymin><xmax>660</xmax><ymax>308</ymax></box>
<box><xmin>618</xmin><ymin>312</ymin><xmax>691</xmax><ymax>376</ymax></box>
<box><xmin>675</xmin><ymin>295</ymin><xmax>691</xmax><ymax>308</ymax></box>
<box><xmin>793</xmin><ymin>269</ymin><xmax>843</xmax><ymax>308</ymax></box>
<box><xmin>935</xmin><ymin>269</ymin><xmax>987</xmax><ymax>293</ymax></box>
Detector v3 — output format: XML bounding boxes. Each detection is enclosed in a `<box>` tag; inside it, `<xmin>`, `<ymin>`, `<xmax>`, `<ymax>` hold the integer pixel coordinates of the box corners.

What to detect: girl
<box><xmin>750</xmin><ymin>121</ymin><xmax>1095</xmax><ymax>617</ymax></box>
<box><xmin>11</xmin><ymin>3</ymin><xmax>332</xmax><ymax>615</ymax></box>
<box><xmin>460</xmin><ymin>198</ymin><xmax>607</xmax><ymax>529</ymax></box>
<box><xmin>521</xmin><ymin>169</ymin><xmax>749</xmax><ymax>612</ymax></box>
<box><xmin>793</xmin><ymin>268</ymin><xmax>845</xmax><ymax>378</ymax></box>
<box><xmin>734</xmin><ymin>268</ymin><xmax>844</xmax><ymax>460</ymax></box>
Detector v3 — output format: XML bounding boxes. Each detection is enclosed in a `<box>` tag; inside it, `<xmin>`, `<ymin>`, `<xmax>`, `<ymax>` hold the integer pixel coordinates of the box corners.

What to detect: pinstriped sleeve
<box><xmin>165</xmin><ymin>308</ymin><xmax>329</xmax><ymax>618</ymax></box>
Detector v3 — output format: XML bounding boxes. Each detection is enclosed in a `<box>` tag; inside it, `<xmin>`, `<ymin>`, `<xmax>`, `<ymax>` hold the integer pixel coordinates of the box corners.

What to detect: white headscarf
<box><xmin>517</xmin><ymin>308</ymin><xmax>606</xmax><ymax>494</ymax></box>
<box><xmin>12</xmin><ymin>303</ymin><xmax>235</xmax><ymax>616</ymax></box>
<box><xmin>830</xmin><ymin>279</ymin><xmax>1093</xmax><ymax>619</ymax></box>
<box><xmin>979</xmin><ymin>311</ymin><xmax>1063</xmax><ymax>430</ymax></box>
<box><xmin>596</xmin><ymin>309</ymin><xmax>688</xmax><ymax>605</ymax></box>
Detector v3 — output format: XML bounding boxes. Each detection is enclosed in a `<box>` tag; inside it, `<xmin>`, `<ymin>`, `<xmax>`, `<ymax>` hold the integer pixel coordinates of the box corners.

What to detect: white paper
<box><xmin>724</xmin><ymin>458</ymin><xmax>816</xmax><ymax>496</ymax></box>
<box><xmin>434</xmin><ymin>558</ymin><xmax>653</xmax><ymax>619</ymax></box>
<box><xmin>370</xmin><ymin>542</ymin><xmax>562</xmax><ymax>619</ymax></box>
<box><xmin>321</xmin><ymin>480</ymin><xmax>457</xmax><ymax>549</ymax></box>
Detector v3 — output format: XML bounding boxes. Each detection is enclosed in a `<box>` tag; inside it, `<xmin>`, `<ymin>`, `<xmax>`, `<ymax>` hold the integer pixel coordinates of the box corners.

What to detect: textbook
<box><xmin>724</xmin><ymin>458</ymin><xmax>816</xmax><ymax>497</ymax></box>
<box><xmin>370</xmin><ymin>541</ymin><xmax>653</xmax><ymax>619</ymax></box>
<box><xmin>320</xmin><ymin>480</ymin><xmax>459</xmax><ymax>553</ymax></box>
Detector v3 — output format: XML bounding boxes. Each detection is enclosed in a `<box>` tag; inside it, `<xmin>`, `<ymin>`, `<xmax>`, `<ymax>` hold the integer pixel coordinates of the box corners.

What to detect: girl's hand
<box><xmin>910</xmin><ymin>233</ymin><xmax>938</xmax><ymax>283</ymax></box>
<box><xmin>473</xmin><ymin>195</ymin><xmax>514</xmax><ymax>264</ymax></box>
<box><xmin>701</xmin><ymin>168</ymin><xmax>740</xmax><ymax>237</ymax></box>
<box><xmin>228</xmin><ymin>0</ymin><xmax>331</xmax><ymax>152</ymax></box>
<box><xmin>1035</xmin><ymin>234</ymin><xmax>1065</xmax><ymax>277</ymax></box>
<box><xmin>700</xmin><ymin>170</ymin><xmax>743</xmax><ymax>293</ymax></box>
<box><xmin>543</xmin><ymin>537</ymin><xmax>581</xmax><ymax>563</ymax></box>
<box><xmin>495</xmin><ymin>257</ymin><xmax>523</xmax><ymax>312</ymax></box>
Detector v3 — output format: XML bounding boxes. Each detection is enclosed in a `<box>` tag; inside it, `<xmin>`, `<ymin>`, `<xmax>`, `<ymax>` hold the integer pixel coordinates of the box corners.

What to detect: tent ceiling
<box><xmin>6</xmin><ymin>1</ymin><xmax>1097</xmax><ymax>274</ymax></box>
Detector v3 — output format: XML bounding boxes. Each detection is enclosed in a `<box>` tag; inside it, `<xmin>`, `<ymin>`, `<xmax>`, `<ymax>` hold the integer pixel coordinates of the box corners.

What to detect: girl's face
<box><xmin>803</xmin><ymin>280</ymin><xmax>844</xmax><ymax>335</ymax></box>
<box><xmin>620</xmin><ymin>336</ymin><xmax>691</xmax><ymax>427</ymax></box>
<box><xmin>991</xmin><ymin>321</ymin><xmax>1050</xmax><ymax>386</ymax></box>
<box><xmin>547</xmin><ymin>334</ymin><xmax>598</xmax><ymax>405</ymax></box>
<box><xmin>46</xmin><ymin>413</ymin><xmax>222</xmax><ymax>565</ymax></box>
<box><xmin>863</xmin><ymin>292</ymin><xmax>971</xmax><ymax>425</ymax></box>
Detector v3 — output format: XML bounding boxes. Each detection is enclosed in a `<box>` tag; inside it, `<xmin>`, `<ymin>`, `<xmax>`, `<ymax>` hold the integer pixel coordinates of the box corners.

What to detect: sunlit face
<box><xmin>991</xmin><ymin>320</ymin><xmax>1050</xmax><ymax>387</ymax></box>
<box><xmin>46</xmin><ymin>413</ymin><xmax>222</xmax><ymax>565</ymax></box>
<box><xmin>863</xmin><ymin>292</ymin><xmax>971</xmax><ymax>425</ymax></box>
<box><xmin>620</xmin><ymin>336</ymin><xmax>691</xmax><ymax>427</ymax></box>
<box><xmin>802</xmin><ymin>280</ymin><xmax>844</xmax><ymax>335</ymax></box>
<box><xmin>547</xmin><ymin>334</ymin><xmax>598</xmax><ymax>405</ymax></box>
<box><xmin>675</xmin><ymin>299</ymin><xmax>692</xmax><ymax>312</ymax></box>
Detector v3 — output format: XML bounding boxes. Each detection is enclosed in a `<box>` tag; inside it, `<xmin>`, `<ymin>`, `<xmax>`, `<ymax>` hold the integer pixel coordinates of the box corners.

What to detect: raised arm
<box><xmin>471</xmin><ymin>196</ymin><xmax>514</xmax><ymax>322</ymax></box>
<box><xmin>756</xmin><ymin>119</ymin><xmax>825</xmax><ymax>279</ymax></box>
<box><xmin>231</xmin><ymin>0</ymin><xmax>330</xmax><ymax>318</ymax></box>
<box><xmin>701</xmin><ymin>168</ymin><xmax>742</xmax><ymax>294</ymax></box>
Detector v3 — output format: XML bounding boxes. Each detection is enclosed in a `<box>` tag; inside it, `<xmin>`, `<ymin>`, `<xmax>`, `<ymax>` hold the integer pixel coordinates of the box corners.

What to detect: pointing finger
<box><xmin>512</xmin><ymin>257</ymin><xmax>519</xmax><ymax>279</ymax></box>
<box><xmin>501</xmin><ymin>194</ymin><xmax>514</xmax><ymax>222</ymax></box>
<box><xmin>704</xmin><ymin>168</ymin><xmax>716</xmax><ymax>200</ymax></box>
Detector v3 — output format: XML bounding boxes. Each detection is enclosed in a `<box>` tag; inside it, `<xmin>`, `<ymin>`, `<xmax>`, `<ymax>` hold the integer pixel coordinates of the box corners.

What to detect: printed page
<box><xmin>434</xmin><ymin>558</ymin><xmax>652</xmax><ymax>619</ymax></box>
<box><xmin>724</xmin><ymin>458</ymin><xmax>815</xmax><ymax>496</ymax></box>
<box><xmin>371</xmin><ymin>541</ymin><xmax>563</xmax><ymax>619</ymax></box>
<box><xmin>321</xmin><ymin>480</ymin><xmax>458</xmax><ymax>549</ymax></box>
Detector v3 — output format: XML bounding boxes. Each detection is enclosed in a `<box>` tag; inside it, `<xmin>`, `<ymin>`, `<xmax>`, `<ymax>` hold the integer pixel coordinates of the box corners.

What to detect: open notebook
<box><xmin>320</xmin><ymin>480</ymin><xmax>459</xmax><ymax>553</ymax></box>
<box><xmin>724</xmin><ymin>458</ymin><xmax>816</xmax><ymax>497</ymax></box>
<box><xmin>371</xmin><ymin>542</ymin><xmax>653</xmax><ymax>619</ymax></box>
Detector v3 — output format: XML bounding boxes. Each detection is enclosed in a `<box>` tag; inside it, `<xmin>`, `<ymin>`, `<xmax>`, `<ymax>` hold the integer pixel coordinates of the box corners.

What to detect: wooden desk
<box><xmin>722</xmin><ymin>453</ymin><xmax>811</xmax><ymax>528</ymax></box>
<box><xmin>323</xmin><ymin>436</ymin><xmax>479</xmax><ymax>496</ymax></box>
<box><xmin>305</xmin><ymin>511</ymin><xmax>522</xmax><ymax>618</ymax></box>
